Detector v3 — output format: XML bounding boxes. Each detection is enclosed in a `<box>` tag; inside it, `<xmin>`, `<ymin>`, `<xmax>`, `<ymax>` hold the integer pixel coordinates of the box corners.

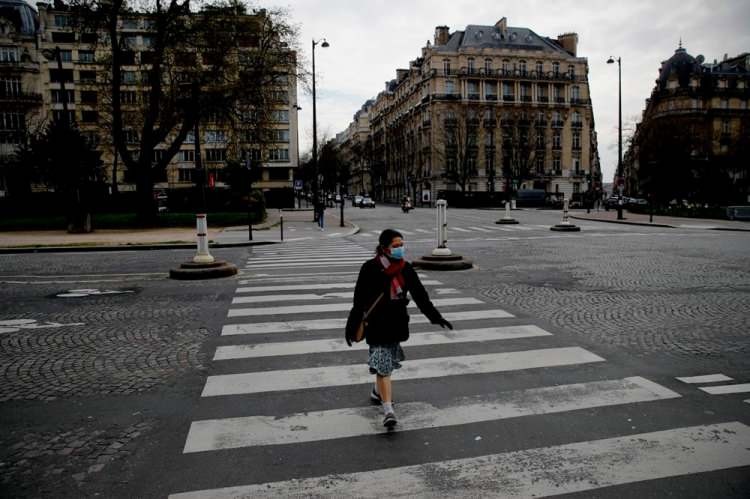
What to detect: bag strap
<box><xmin>363</xmin><ymin>292</ymin><xmax>384</xmax><ymax>319</ymax></box>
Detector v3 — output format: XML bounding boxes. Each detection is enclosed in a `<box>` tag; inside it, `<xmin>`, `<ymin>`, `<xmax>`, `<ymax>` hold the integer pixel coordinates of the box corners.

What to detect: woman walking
<box><xmin>346</xmin><ymin>229</ymin><xmax>453</xmax><ymax>428</ymax></box>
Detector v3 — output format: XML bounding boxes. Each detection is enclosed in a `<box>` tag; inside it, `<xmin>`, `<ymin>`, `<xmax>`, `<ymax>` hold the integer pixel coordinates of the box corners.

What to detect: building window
<box><xmin>535</xmin><ymin>61</ymin><xmax>543</xmax><ymax>75</ymax></box>
<box><xmin>124</xmin><ymin>129</ymin><xmax>139</xmax><ymax>144</ymax></box>
<box><xmin>0</xmin><ymin>46</ymin><xmax>19</xmax><ymax>62</ymax></box>
<box><xmin>571</xmin><ymin>86</ymin><xmax>580</xmax><ymax>101</ymax></box>
<box><xmin>51</xmin><ymin>89</ymin><xmax>75</xmax><ymax>103</ymax></box>
<box><xmin>270</xmin><ymin>109</ymin><xmax>289</xmax><ymax>123</ymax></box>
<box><xmin>81</xmin><ymin>110</ymin><xmax>98</xmax><ymax>123</ymax></box>
<box><xmin>502</xmin><ymin>81</ymin><xmax>514</xmax><ymax>101</ymax></box>
<box><xmin>54</xmin><ymin>15</ymin><xmax>71</xmax><ymax>27</ymax></box>
<box><xmin>80</xmin><ymin>90</ymin><xmax>97</xmax><ymax>104</ymax></box>
<box><xmin>536</xmin><ymin>130</ymin><xmax>545</xmax><ymax>148</ymax></box>
<box><xmin>553</xmin><ymin>157</ymin><xmax>561</xmax><ymax>173</ymax></box>
<box><xmin>205</xmin><ymin>148</ymin><xmax>226</xmax><ymax>162</ymax></box>
<box><xmin>178</xmin><ymin>168</ymin><xmax>193</xmax><ymax>182</ymax></box>
<box><xmin>467</xmin><ymin>57</ymin><xmax>475</xmax><ymax>74</ymax></box>
<box><xmin>722</xmin><ymin>118</ymin><xmax>730</xmax><ymax>134</ymax></box>
<box><xmin>270</xmin><ymin>129</ymin><xmax>290</xmax><ymax>142</ymax></box>
<box><xmin>572</xmin><ymin>131</ymin><xmax>581</xmax><ymax>150</ymax></box>
<box><xmin>568</xmin><ymin>65</ymin><xmax>575</xmax><ymax>78</ymax></box>
<box><xmin>519</xmin><ymin>60</ymin><xmax>527</xmax><ymax>76</ymax></box>
<box><xmin>536</xmin><ymin>155</ymin><xmax>545</xmax><ymax>173</ymax></box>
<box><xmin>484</xmin><ymin>58</ymin><xmax>492</xmax><ymax>74</ymax></box>
<box><xmin>553</xmin><ymin>85</ymin><xmax>564</xmax><ymax>103</ymax></box>
<box><xmin>445</xmin><ymin>79</ymin><xmax>455</xmax><ymax>95</ymax></box>
<box><xmin>120</xmin><ymin>91</ymin><xmax>137</xmax><ymax>104</ymax></box>
<box><xmin>121</xmin><ymin>18</ymin><xmax>140</xmax><ymax>29</ymax></box>
<box><xmin>50</xmin><ymin>69</ymin><xmax>74</xmax><ymax>83</ymax></box>
<box><xmin>443</xmin><ymin>59</ymin><xmax>450</xmax><ymax>75</ymax></box>
<box><xmin>537</xmin><ymin>84</ymin><xmax>548</xmax><ymax>101</ymax></box>
<box><xmin>204</xmin><ymin>130</ymin><xmax>227</xmax><ymax>143</ymax></box>
<box><xmin>721</xmin><ymin>98</ymin><xmax>729</xmax><ymax>109</ymax></box>
<box><xmin>51</xmin><ymin>32</ymin><xmax>75</xmax><ymax>43</ymax></box>
<box><xmin>0</xmin><ymin>112</ymin><xmax>24</xmax><ymax>130</ymax></box>
<box><xmin>269</xmin><ymin>168</ymin><xmax>289</xmax><ymax>181</ymax></box>
<box><xmin>552</xmin><ymin>62</ymin><xmax>560</xmax><ymax>76</ymax></box>
<box><xmin>501</xmin><ymin>59</ymin><xmax>510</xmax><ymax>74</ymax></box>
<box><xmin>180</xmin><ymin>150</ymin><xmax>195</xmax><ymax>162</ymax></box>
<box><xmin>573</xmin><ymin>182</ymin><xmax>580</xmax><ymax>193</ymax></box>
<box><xmin>268</xmin><ymin>148</ymin><xmax>290</xmax><ymax>161</ymax></box>
<box><xmin>122</xmin><ymin>71</ymin><xmax>138</xmax><ymax>84</ymax></box>
<box><xmin>572</xmin><ymin>111</ymin><xmax>581</xmax><ymax>125</ymax></box>
<box><xmin>52</xmin><ymin>110</ymin><xmax>76</xmax><ymax>123</ymax></box>
<box><xmin>57</xmin><ymin>50</ymin><xmax>72</xmax><ymax>62</ymax></box>
<box><xmin>78</xmin><ymin>50</ymin><xmax>95</xmax><ymax>63</ymax></box>
<box><xmin>573</xmin><ymin>157</ymin><xmax>581</xmax><ymax>173</ymax></box>
<box><xmin>1</xmin><ymin>78</ymin><xmax>21</xmax><ymax>97</ymax></box>
<box><xmin>467</xmin><ymin>80</ymin><xmax>479</xmax><ymax>99</ymax></box>
<box><xmin>79</xmin><ymin>70</ymin><xmax>96</xmax><ymax>83</ymax></box>
<box><xmin>485</xmin><ymin>81</ymin><xmax>497</xmax><ymax>99</ymax></box>
<box><xmin>553</xmin><ymin>130</ymin><xmax>561</xmax><ymax>149</ymax></box>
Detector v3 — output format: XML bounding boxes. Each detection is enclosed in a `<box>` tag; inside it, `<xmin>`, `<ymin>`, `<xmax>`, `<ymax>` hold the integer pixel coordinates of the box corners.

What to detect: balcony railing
<box><xmin>0</xmin><ymin>90</ymin><xmax>43</xmax><ymax>103</ymax></box>
<box><xmin>467</xmin><ymin>93</ymin><xmax>481</xmax><ymax>100</ymax></box>
<box><xmin>571</xmin><ymin>121</ymin><xmax>583</xmax><ymax>129</ymax></box>
<box><xmin>555</xmin><ymin>97</ymin><xmax>566</xmax><ymax>103</ymax></box>
<box><xmin>503</xmin><ymin>95</ymin><xmax>515</xmax><ymax>102</ymax></box>
<box><xmin>552</xmin><ymin>120</ymin><xmax>564</xmax><ymax>128</ymax></box>
<box><xmin>538</xmin><ymin>96</ymin><xmax>549</xmax><ymax>103</ymax></box>
<box><xmin>521</xmin><ymin>95</ymin><xmax>532</xmax><ymax>102</ymax></box>
<box><xmin>485</xmin><ymin>94</ymin><xmax>497</xmax><ymax>101</ymax></box>
<box><xmin>433</xmin><ymin>93</ymin><xmax>461</xmax><ymax>101</ymax></box>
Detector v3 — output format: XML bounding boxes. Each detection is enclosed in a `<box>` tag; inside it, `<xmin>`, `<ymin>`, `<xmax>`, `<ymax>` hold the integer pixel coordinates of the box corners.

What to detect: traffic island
<box><xmin>413</xmin><ymin>200</ymin><xmax>473</xmax><ymax>271</ymax></box>
<box><xmin>413</xmin><ymin>252</ymin><xmax>473</xmax><ymax>271</ymax></box>
<box><xmin>550</xmin><ymin>199</ymin><xmax>581</xmax><ymax>232</ymax></box>
<box><xmin>496</xmin><ymin>202</ymin><xmax>519</xmax><ymax>224</ymax></box>
<box><xmin>170</xmin><ymin>260</ymin><xmax>238</xmax><ymax>280</ymax></box>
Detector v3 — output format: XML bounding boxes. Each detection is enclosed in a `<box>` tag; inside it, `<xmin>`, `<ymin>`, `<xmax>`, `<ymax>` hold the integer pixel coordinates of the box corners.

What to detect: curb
<box><xmin>569</xmin><ymin>215</ymin><xmax>675</xmax><ymax>229</ymax></box>
<box><xmin>0</xmin><ymin>240</ymin><xmax>278</xmax><ymax>255</ymax></box>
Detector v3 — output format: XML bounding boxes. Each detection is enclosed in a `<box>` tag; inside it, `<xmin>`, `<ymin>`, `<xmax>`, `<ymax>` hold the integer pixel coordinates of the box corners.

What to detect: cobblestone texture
<box><xmin>0</xmin><ymin>418</ymin><xmax>155</xmax><ymax>493</ymax></box>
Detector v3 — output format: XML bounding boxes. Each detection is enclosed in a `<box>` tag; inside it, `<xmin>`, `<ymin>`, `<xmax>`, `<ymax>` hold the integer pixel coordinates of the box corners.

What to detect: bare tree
<box><xmin>500</xmin><ymin>111</ymin><xmax>542</xmax><ymax>203</ymax></box>
<box><xmin>435</xmin><ymin>105</ymin><xmax>479</xmax><ymax>192</ymax></box>
<box><xmin>71</xmin><ymin>0</ymin><xmax>300</xmax><ymax>222</ymax></box>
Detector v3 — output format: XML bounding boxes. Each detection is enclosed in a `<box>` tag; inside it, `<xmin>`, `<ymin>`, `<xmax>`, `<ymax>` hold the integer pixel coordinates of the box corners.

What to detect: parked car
<box><xmin>359</xmin><ymin>197</ymin><xmax>376</xmax><ymax>208</ymax></box>
<box><xmin>353</xmin><ymin>195</ymin><xmax>363</xmax><ymax>207</ymax></box>
<box><xmin>726</xmin><ymin>206</ymin><xmax>750</xmax><ymax>221</ymax></box>
<box><xmin>604</xmin><ymin>196</ymin><xmax>621</xmax><ymax>210</ymax></box>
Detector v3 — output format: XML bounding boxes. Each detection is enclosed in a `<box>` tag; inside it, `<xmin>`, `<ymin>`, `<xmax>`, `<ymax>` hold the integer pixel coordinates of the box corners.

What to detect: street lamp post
<box><xmin>311</xmin><ymin>38</ymin><xmax>329</xmax><ymax>222</ymax></box>
<box><xmin>607</xmin><ymin>56</ymin><xmax>624</xmax><ymax>220</ymax></box>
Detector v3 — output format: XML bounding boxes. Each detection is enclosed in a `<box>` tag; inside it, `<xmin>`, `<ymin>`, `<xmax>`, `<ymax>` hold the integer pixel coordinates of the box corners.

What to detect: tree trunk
<box><xmin>135</xmin><ymin>166</ymin><xmax>157</xmax><ymax>225</ymax></box>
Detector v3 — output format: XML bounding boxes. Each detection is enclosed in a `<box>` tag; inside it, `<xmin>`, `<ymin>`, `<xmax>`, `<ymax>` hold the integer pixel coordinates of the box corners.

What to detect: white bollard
<box><xmin>193</xmin><ymin>213</ymin><xmax>215</xmax><ymax>264</ymax></box>
<box><xmin>432</xmin><ymin>199</ymin><xmax>452</xmax><ymax>256</ymax></box>
<box><xmin>561</xmin><ymin>198</ymin><xmax>570</xmax><ymax>225</ymax></box>
<box><xmin>505</xmin><ymin>202</ymin><xmax>512</xmax><ymax>219</ymax></box>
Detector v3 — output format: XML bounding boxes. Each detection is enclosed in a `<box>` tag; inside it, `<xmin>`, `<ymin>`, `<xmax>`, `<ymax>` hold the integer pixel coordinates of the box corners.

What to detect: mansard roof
<box><xmin>435</xmin><ymin>24</ymin><xmax>569</xmax><ymax>55</ymax></box>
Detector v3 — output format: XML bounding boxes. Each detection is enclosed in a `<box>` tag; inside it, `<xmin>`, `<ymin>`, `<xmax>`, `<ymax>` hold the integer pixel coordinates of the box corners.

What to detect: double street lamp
<box><xmin>606</xmin><ymin>55</ymin><xmax>624</xmax><ymax>220</ymax></box>
<box><xmin>311</xmin><ymin>37</ymin><xmax>329</xmax><ymax>222</ymax></box>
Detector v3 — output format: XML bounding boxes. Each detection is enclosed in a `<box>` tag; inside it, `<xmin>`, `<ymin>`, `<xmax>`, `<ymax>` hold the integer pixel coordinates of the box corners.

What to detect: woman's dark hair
<box><xmin>376</xmin><ymin>228</ymin><xmax>403</xmax><ymax>254</ymax></box>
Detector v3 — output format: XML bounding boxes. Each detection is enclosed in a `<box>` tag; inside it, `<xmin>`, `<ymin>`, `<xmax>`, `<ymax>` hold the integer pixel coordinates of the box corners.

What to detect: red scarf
<box><xmin>379</xmin><ymin>255</ymin><xmax>406</xmax><ymax>299</ymax></box>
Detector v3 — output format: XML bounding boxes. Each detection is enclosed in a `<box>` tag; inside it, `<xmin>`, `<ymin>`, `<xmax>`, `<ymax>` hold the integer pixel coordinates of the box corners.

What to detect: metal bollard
<box><xmin>432</xmin><ymin>200</ymin><xmax>452</xmax><ymax>256</ymax></box>
<box><xmin>280</xmin><ymin>212</ymin><xmax>284</xmax><ymax>241</ymax></box>
<box><xmin>562</xmin><ymin>198</ymin><xmax>570</xmax><ymax>224</ymax></box>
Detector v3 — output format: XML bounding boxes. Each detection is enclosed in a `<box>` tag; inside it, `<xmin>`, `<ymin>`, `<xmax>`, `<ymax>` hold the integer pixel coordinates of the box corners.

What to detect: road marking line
<box><xmin>213</xmin><ymin>325</ymin><xmax>552</xmax><ymax>360</ymax></box>
<box><xmin>221</xmin><ymin>309</ymin><xmax>514</xmax><ymax>336</ymax></box>
<box><xmin>201</xmin><ymin>347</ymin><xmax>604</xmax><ymax>397</ymax></box>
<box><xmin>676</xmin><ymin>374</ymin><xmax>734</xmax><ymax>384</ymax></box>
<box><xmin>171</xmin><ymin>422</ymin><xmax>750</xmax><ymax>498</ymax></box>
<box><xmin>698</xmin><ymin>383</ymin><xmax>750</xmax><ymax>395</ymax></box>
<box><xmin>244</xmin><ymin>261</ymin><xmax>367</xmax><ymax>269</ymax></box>
<box><xmin>395</xmin><ymin>229</ymin><xmax>414</xmax><ymax>235</ymax></box>
<box><xmin>415</xmin><ymin>229</ymin><xmax>431</xmax><ymax>233</ymax></box>
<box><xmin>231</xmin><ymin>288</ymin><xmax>456</xmax><ymax>304</ymax></box>
<box><xmin>451</xmin><ymin>227</ymin><xmax>472</xmax><ymax>232</ymax></box>
<box><xmin>245</xmin><ymin>253</ymin><xmax>373</xmax><ymax>261</ymax></box>
<box><xmin>468</xmin><ymin>226</ymin><xmax>493</xmax><ymax>233</ymax></box>
<box><xmin>235</xmin><ymin>281</ymin><xmax>443</xmax><ymax>293</ymax></box>
<box><xmin>227</xmin><ymin>297</ymin><xmax>484</xmax><ymax>318</ymax></box>
<box><xmin>185</xmin><ymin>377</ymin><xmax>678</xmax><ymax>452</ymax></box>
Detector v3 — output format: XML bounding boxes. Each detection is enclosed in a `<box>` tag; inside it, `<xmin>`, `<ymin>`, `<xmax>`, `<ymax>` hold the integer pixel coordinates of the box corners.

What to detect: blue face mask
<box><xmin>389</xmin><ymin>246</ymin><xmax>405</xmax><ymax>260</ymax></box>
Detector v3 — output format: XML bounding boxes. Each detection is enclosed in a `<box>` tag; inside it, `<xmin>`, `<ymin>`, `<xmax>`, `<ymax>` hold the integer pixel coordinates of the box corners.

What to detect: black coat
<box><xmin>345</xmin><ymin>258</ymin><xmax>443</xmax><ymax>345</ymax></box>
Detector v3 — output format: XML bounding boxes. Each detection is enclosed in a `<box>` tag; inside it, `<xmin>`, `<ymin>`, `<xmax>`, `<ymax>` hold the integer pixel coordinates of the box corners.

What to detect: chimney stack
<box><xmin>557</xmin><ymin>33</ymin><xmax>578</xmax><ymax>57</ymax></box>
<box><xmin>495</xmin><ymin>17</ymin><xmax>507</xmax><ymax>33</ymax></box>
<box><xmin>434</xmin><ymin>26</ymin><xmax>450</xmax><ymax>46</ymax></box>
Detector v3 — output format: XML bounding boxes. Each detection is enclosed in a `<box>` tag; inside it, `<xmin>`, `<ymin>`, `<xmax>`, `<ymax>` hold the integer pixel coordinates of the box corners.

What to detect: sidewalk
<box><xmin>570</xmin><ymin>209</ymin><xmax>750</xmax><ymax>231</ymax></box>
<box><xmin>0</xmin><ymin>209</ymin><xmax>359</xmax><ymax>253</ymax></box>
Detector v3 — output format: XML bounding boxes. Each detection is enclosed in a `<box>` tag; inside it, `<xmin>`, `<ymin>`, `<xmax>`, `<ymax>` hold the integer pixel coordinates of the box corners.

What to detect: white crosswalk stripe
<box><xmin>167</xmin><ymin>238</ymin><xmax>744</xmax><ymax>498</ymax></box>
<box><xmin>171</xmin><ymin>422</ymin><xmax>750</xmax><ymax>498</ymax></box>
<box><xmin>201</xmin><ymin>347</ymin><xmax>605</xmax><ymax>397</ymax></box>
<box><xmin>227</xmin><ymin>297</ymin><xmax>485</xmax><ymax>318</ymax></box>
<box><xmin>184</xmin><ymin>377</ymin><xmax>678</xmax><ymax>452</ymax></box>
<box><xmin>214</xmin><ymin>325</ymin><xmax>552</xmax><ymax>360</ymax></box>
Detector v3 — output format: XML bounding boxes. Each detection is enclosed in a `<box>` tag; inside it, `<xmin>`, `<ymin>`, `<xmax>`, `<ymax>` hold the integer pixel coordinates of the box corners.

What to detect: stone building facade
<box><xmin>0</xmin><ymin>0</ymin><xmax>298</xmax><ymax>206</ymax></box>
<box><xmin>625</xmin><ymin>46</ymin><xmax>749</xmax><ymax>204</ymax></box>
<box><xmin>337</xmin><ymin>17</ymin><xmax>601</xmax><ymax>205</ymax></box>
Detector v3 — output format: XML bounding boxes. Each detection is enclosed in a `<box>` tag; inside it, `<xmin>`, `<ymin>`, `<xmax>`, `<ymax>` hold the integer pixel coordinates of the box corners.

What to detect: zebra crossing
<box><xmin>168</xmin><ymin>239</ymin><xmax>750</xmax><ymax>498</ymax></box>
<box><xmin>355</xmin><ymin>223</ymin><xmax>620</xmax><ymax>239</ymax></box>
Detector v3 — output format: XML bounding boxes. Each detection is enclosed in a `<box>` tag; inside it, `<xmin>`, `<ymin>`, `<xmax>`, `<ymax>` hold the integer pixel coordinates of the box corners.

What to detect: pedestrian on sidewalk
<box><xmin>345</xmin><ymin>229</ymin><xmax>453</xmax><ymax>429</ymax></box>
<box><xmin>315</xmin><ymin>197</ymin><xmax>325</xmax><ymax>230</ymax></box>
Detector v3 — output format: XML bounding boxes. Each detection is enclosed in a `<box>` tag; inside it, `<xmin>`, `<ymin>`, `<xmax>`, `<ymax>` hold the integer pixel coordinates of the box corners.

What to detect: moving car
<box><xmin>353</xmin><ymin>195</ymin><xmax>363</xmax><ymax>207</ymax></box>
<box><xmin>359</xmin><ymin>197</ymin><xmax>376</xmax><ymax>208</ymax></box>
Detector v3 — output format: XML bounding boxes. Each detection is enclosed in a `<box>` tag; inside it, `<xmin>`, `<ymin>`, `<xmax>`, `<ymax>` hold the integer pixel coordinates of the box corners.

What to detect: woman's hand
<box><xmin>435</xmin><ymin>318</ymin><xmax>453</xmax><ymax>330</ymax></box>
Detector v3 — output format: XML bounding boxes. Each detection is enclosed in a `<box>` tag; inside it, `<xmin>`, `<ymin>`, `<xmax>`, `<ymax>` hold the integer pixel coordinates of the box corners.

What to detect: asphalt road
<box><xmin>0</xmin><ymin>205</ymin><xmax>748</xmax><ymax>498</ymax></box>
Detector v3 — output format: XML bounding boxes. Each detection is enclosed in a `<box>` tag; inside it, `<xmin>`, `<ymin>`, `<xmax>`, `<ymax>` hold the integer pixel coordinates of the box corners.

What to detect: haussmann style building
<box><xmin>624</xmin><ymin>45</ymin><xmax>749</xmax><ymax>205</ymax></box>
<box><xmin>336</xmin><ymin>17</ymin><xmax>602</xmax><ymax>206</ymax></box>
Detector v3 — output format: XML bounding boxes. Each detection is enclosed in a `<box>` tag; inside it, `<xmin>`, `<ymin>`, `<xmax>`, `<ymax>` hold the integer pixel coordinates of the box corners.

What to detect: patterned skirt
<box><xmin>368</xmin><ymin>343</ymin><xmax>406</xmax><ymax>376</ymax></box>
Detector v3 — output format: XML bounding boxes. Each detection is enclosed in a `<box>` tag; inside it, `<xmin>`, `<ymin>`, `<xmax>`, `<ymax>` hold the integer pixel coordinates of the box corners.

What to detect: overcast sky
<box><xmin>282</xmin><ymin>0</ymin><xmax>750</xmax><ymax>182</ymax></box>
